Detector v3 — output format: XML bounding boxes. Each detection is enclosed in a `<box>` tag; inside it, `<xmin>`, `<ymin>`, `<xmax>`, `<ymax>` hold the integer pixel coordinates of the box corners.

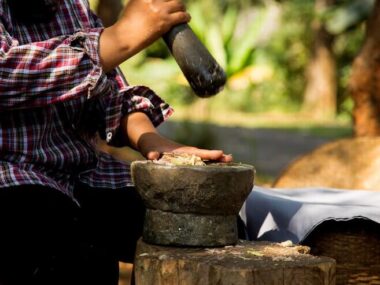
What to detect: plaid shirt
<box><xmin>0</xmin><ymin>0</ymin><xmax>173</xmax><ymax>201</ymax></box>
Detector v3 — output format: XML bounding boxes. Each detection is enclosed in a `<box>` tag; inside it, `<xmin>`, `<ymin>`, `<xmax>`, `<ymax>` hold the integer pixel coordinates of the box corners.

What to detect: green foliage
<box><xmin>335</xmin><ymin>25</ymin><xmax>365</xmax><ymax>116</ymax></box>
<box><xmin>252</xmin><ymin>0</ymin><xmax>314</xmax><ymax>104</ymax></box>
<box><xmin>120</xmin><ymin>57</ymin><xmax>196</xmax><ymax>106</ymax></box>
<box><xmin>226</xmin><ymin>8</ymin><xmax>267</xmax><ymax>75</ymax></box>
<box><xmin>117</xmin><ymin>0</ymin><xmax>365</xmax><ymax>119</ymax></box>
<box><xmin>324</xmin><ymin>0</ymin><xmax>374</xmax><ymax>35</ymax></box>
<box><xmin>181</xmin><ymin>0</ymin><xmax>291</xmax><ymax>113</ymax></box>
<box><xmin>119</xmin><ymin>0</ymin><xmax>277</xmax><ymax>111</ymax></box>
<box><xmin>186</xmin><ymin>0</ymin><xmax>280</xmax><ymax>77</ymax></box>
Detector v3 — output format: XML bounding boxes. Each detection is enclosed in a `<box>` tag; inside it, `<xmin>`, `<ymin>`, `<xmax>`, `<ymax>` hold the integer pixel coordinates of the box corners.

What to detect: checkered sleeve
<box><xmin>0</xmin><ymin>21</ymin><xmax>107</xmax><ymax>110</ymax></box>
<box><xmin>84</xmin><ymin>68</ymin><xmax>174</xmax><ymax>147</ymax></box>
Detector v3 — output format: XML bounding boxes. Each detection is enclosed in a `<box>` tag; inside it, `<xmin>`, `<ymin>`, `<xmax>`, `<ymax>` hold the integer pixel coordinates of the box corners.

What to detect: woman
<box><xmin>0</xmin><ymin>0</ymin><xmax>232</xmax><ymax>284</ymax></box>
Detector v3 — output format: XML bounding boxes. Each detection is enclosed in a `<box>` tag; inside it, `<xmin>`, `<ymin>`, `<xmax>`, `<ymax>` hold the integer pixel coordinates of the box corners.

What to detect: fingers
<box><xmin>219</xmin><ymin>154</ymin><xmax>234</xmax><ymax>163</ymax></box>
<box><xmin>163</xmin><ymin>0</ymin><xmax>191</xmax><ymax>25</ymax></box>
<box><xmin>168</xmin><ymin>11</ymin><xmax>191</xmax><ymax>26</ymax></box>
<box><xmin>165</xmin><ymin>2</ymin><xmax>191</xmax><ymax>25</ymax></box>
<box><xmin>185</xmin><ymin>149</ymin><xmax>224</xmax><ymax>161</ymax></box>
<box><xmin>140</xmin><ymin>134</ymin><xmax>232</xmax><ymax>163</ymax></box>
<box><xmin>146</xmin><ymin>151</ymin><xmax>160</xmax><ymax>160</ymax></box>
<box><xmin>165</xmin><ymin>0</ymin><xmax>186</xmax><ymax>13</ymax></box>
<box><xmin>145</xmin><ymin>148</ymin><xmax>233</xmax><ymax>163</ymax></box>
<box><xmin>173</xmin><ymin>148</ymin><xmax>233</xmax><ymax>162</ymax></box>
<box><xmin>196</xmin><ymin>150</ymin><xmax>233</xmax><ymax>162</ymax></box>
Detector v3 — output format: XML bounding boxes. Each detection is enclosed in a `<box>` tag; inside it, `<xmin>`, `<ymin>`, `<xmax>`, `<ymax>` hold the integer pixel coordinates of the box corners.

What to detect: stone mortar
<box><xmin>131</xmin><ymin>161</ymin><xmax>255</xmax><ymax>246</ymax></box>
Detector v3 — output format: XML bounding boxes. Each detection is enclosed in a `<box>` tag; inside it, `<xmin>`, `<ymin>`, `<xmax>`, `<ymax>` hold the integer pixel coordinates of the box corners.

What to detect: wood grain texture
<box><xmin>135</xmin><ymin>239</ymin><xmax>336</xmax><ymax>285</ymax></box>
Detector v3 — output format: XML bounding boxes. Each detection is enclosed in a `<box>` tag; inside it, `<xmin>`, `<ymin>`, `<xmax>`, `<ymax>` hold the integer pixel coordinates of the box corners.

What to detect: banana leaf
<box><xmin>222</xmin><ymin>6</ymin><xmax>239</xmax><ymax>45</ymax></box>
<box><xmin>205</xmin><ymin>24</ymin><xmax>227</xmax><ymax>69</ymax></box>
<box><xmin>228</xmin><ymin>8</ymin><xmax>267</xmax><ymax>75</ymax></box>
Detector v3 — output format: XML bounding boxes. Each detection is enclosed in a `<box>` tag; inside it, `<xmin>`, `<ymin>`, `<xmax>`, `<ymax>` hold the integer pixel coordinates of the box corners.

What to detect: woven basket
<box><xmin>302</xmin><ymin>219</ymin><xmax>380</xmax><ymax>285</ymax></box>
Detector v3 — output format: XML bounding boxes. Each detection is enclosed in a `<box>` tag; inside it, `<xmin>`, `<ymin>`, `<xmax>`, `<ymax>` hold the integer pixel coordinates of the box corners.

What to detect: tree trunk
<box><xmin>349</xmin><ymin>0</ymin><xmax>380</xmax><ymax>136</ymax></box>
<box><xmin>302</xmin><ymin>0</ymin><xmax>337</xmax><ymax>119</ymax></box>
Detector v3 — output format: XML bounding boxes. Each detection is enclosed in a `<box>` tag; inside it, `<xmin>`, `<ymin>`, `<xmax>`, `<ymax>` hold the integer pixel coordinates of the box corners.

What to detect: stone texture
<box><xmin>131</xmin><ymin>162</ymin><xmax>255</xmax><ymax>215</ymax></box>
<box><xmin>143</xmin><ymin>209</ymin><xmax>238</xmax><ymax>247</ymax></box>
<box><xmin>131</xmin><ymin>161</ymin><xmax>255</xmax><ymax>247</ymax></box>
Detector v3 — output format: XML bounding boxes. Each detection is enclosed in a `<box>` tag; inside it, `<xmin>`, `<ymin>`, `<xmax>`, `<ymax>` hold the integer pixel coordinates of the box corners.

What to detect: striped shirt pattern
<box><xmin>0</xmin><ymin>0</ymin><xmax>173</xmax><ymax>200</ymax></box>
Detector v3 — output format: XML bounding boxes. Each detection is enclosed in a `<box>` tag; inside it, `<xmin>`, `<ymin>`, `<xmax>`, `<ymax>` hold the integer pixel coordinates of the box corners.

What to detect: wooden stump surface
<box><xmin>135</xmin><ymin>239</ymin><xmax>336</xmax><ymax>285</ymax></box>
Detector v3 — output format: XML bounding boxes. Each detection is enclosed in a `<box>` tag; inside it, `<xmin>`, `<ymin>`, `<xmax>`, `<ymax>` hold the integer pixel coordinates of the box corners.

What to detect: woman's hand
<box><xmin>121</xmin><ymin>112</ymin><xmax>233</xmax><ymax>163</ymax></box>
<box><xmin>99</xmin><ymin>0</ymin><xmax>190</xmax><ymax>72</ymax></box>
<box><xmin>118</xmin><ymin>0</ymin><xmax>190</xmax><ymax>47</ymax></box>
<box><xmin>137</xmin><ymin>132</ymin><xmax>233</xmax><ymax>162</ymax></box>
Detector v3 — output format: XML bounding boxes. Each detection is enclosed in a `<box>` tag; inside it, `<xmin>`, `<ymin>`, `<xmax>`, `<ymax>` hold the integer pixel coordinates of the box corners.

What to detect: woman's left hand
<box><xmin>122</xmin><ymin>112</ymin><xmax>233</xmax><ymax>163</ymax></box>
<box><xmin>138</xmin><ymin>132</ymin><xmax>233</xmax><ymax>162</ymax></box>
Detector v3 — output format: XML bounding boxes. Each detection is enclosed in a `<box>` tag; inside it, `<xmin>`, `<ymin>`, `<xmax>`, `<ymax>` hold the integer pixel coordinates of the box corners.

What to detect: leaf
<box><xmin>222</xmin><ymin>6</ymin><xmax>239</xmax><ymax>45</ymax></box>
<box><xmin>228</xmin><ymin>8</ymin><xmax>267</xmax><ymax>75</ymax></box>
<box><xmin>188</xmin><ymin>3</ymin><xmax>207</xmax><ymax>42</ymax></box>
<box><xmin>205</xmin><ymin>24</ymin><xmax>227</xmax><ymax>69</ymax></box>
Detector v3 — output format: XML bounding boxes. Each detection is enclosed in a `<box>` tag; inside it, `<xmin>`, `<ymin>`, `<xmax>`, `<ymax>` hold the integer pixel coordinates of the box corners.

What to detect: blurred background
<box><xmin>90</xmin><ymin>0</ymin><xmax>376</xmax><ymax>186</ymax></box>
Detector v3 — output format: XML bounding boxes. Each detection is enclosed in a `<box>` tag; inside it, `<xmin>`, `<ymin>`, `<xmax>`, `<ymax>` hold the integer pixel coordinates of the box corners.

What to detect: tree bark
<box><xmin>349</xmin><ymin>0</ymin><xmax>380</xmax><ymax>136</ymax></box>
<box><xmin>302</xmin><ymin>0</ymin><xmax>337</xmax><ymax>119</ymax></box>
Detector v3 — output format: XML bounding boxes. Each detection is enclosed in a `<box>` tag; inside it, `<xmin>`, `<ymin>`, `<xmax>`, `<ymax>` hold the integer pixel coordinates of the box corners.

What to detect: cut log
<box><xmin>135</xmin><ymin>239</ymin><xmax>336</xmax><ymax>285</ymax></box>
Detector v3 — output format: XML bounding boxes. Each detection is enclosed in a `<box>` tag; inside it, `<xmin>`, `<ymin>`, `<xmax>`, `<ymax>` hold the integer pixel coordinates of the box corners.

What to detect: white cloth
<box><xmin>240</xmin><ymin>186</ymin><xmax>380</xmax><ymax>243</ymax></box>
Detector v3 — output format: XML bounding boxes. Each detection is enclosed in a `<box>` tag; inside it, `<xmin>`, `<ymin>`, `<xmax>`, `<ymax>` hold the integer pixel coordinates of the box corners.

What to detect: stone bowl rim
<box><xmin>131</xmin><ymin>160</ymin><xmax>255</xmax><ymax>173</ymax></box>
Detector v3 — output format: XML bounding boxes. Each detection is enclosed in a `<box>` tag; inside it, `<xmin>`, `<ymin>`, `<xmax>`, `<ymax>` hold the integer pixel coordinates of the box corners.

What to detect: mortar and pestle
<box><xmin>130</xmin><ymin>25</ymin><xmax>249</xmax><ymax>247</ymax></box>
<box><xmin>131</xmin><ymin>158</ymin><xmax>255</xmax><ymax>247</ymax></box>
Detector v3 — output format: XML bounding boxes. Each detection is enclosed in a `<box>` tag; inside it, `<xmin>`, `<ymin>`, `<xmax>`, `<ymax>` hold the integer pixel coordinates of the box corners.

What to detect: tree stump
<box><xmin>135</xmin><ymin>239</ymin><xmax>336</xmax><ymax>285</ymax></box>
